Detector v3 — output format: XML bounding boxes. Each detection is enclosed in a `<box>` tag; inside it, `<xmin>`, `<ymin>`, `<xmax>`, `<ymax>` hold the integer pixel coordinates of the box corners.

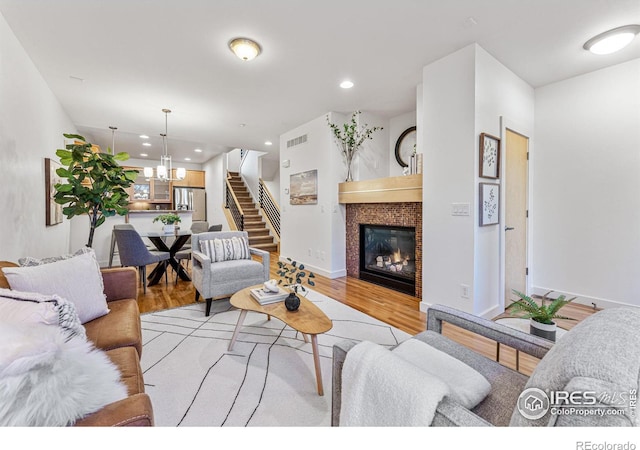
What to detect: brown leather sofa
<box><xmin>0</xmin><ymin>262</ymin><xmax>154</xmax><ymax>426</ymax></box>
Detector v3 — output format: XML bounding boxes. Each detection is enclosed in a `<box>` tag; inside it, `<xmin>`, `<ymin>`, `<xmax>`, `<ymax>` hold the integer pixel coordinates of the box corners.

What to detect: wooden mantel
<box><xmin>338</xmin><ymin>174</ymin><xmax>422</xmax><ymax>204</ymax></box>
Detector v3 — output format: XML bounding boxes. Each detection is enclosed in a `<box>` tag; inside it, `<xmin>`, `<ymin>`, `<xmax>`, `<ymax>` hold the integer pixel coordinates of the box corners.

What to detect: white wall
<box><xmin>351</xmin><ymin>112</ymin><xmax>389</xmax><ymax>181</ymax></box>
<box><xmin>533</xmin><ymin>58</ymin><xmax>640</xmax><ymax>309</ymax></box>
<box><xmin>474</xmin><ymin>45</ymin><xmax>535</xmax><ymax>317</ymax></box>
<box><xmin>0</xmin><ymin>12</ymin><xmax>76</xmax><ymax>262</ymax></box>
<box><xmin>240</xmin><ymin>150</ymin><xmax>265</xmax><ymax>203</ymax></box>
<box><xmin>202</xmin><ymin>153</ymin><xmax>228</xmax><ymax>230</ymax></box>
<box><xmin>422</xmin><ymin>44</ymin><xmax>477</xmax><ymax>314</ymax></box>
<box><xmin>421</xmin><ymin>43</ymin><xmax>534</xmax><ymax>317</ymax></box>
<box><xmin>261</xmin><ymin>158</ymin><xmax>280</xmax><ymax>206</ymax></box>
<box><xmin>280</xmin><ymin>113</ymin><xmax>346</xmax><ymax>278</ymax></box>
<box><xmin>226</xmin><ymin>148</ymin><xmax>242</xmax><ymax>173</ymax></box>
<box><xmin>388</xmin><ymin>111</ymin><xmax>417</xmax><ymax>177</ymax></box>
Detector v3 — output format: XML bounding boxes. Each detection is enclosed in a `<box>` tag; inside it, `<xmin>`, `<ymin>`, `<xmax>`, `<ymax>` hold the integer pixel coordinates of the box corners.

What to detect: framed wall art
<box><xmin>479</xmin><ymin>132</ymin><xmax>500</xmax><ymax>179</ymax></box>
<box><xmin>45</xmin><ymin>158</ymin><xmax>63</xmax><ymax>226</ymax></box>
<box><xmin>479</xmin><ymin>182</ymin><xmax>500</xmax><ymax>226</ymax></box>
<box><xmin>289</xmin><ymin>169</ymin><xmax>318</xmax><ymax>205</ymax></box>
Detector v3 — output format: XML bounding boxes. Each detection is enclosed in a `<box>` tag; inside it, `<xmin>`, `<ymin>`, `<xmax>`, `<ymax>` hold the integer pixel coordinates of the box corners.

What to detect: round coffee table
<box><xmin>228</xmin><ymin>286</ymin><xmax>333</xmax><ymax>396</ymax></box>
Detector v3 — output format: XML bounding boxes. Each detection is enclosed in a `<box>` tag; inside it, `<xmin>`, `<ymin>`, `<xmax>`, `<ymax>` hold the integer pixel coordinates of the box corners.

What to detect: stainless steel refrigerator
<box><xmin>173</xmin><ymin>187</ymin><xmax>206</xmax><ymax>221</ymax></box>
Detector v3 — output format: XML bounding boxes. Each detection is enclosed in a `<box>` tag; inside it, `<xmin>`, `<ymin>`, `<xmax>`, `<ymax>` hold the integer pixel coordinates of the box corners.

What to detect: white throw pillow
<box><xmin>0</xmin><ymin>288</ymin><xmax>85</xmax><ymax>339</ymax></box>
<box><xmin>199</xmin><ymin>236</ymin><xmax>250</xmax><ymax>262</ymax></box>
<box><xmin>0</xmin><ymin>322</ymin><xmax>127</xmax><ymax>426</ymax></box>
<box><xmin>3</xmin><ymin>251</ymin><xmax>109</xmax><ymax>324</ymax></box>
<box><xmin>392</xmin><ymin>338</ymin><xmax>491</xmax><ymax>409</ymax></box>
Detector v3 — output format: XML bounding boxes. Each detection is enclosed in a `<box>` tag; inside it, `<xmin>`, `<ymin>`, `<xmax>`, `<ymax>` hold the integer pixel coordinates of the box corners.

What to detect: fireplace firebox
<box><xmin>359</xmin><ymin>224</ymin><xmax>416</xmax><ymax>295</ymax></box>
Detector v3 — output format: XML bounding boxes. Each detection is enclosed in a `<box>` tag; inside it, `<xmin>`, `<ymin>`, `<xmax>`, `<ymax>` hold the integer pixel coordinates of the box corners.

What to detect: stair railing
<box><xmin>225</xmin><ymin>173</ymin><xmax>245</xmax><ymax>231</ymax></box>
<box><xmin>258</xmin><ymin>178</ymin><xmax>280</xmax><ymax>241</ymax></box>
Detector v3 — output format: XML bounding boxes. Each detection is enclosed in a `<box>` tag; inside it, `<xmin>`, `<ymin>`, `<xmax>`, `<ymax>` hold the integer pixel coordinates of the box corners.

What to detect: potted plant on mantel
<box><xmin>509</xmin><ymin>290</ymin><xmax>576</xmax><ymax>341</ymax></box>
<box><xmin>153</xmin><ymin>213</ymin><xmax>182</xmax><ymax>233</ymax></box>
<box><xmin>276</xmin><ymin>258</ymin><xmax>316</xmax><ymax>311</ymax></box>
<box><xmin>54</xmin><ymin>134</ymin><xmax>138</xmax><ymax>248</ymax></box>
<box><xmin>326</xmin><ymin>110</ymin><xmax>383</xmax><ymax>182</ymax></box>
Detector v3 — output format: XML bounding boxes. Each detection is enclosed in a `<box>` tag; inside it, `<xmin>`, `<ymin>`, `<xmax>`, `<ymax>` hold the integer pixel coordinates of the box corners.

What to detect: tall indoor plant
<box><xmin>54</xmin><ymin>134</ymin><xmax>138</xmax><ymax>247</ymax></box>
<box><xmin>326</xmin><ymin>110</ymin><xmax>383</xmax><ymax>182</ymax></box>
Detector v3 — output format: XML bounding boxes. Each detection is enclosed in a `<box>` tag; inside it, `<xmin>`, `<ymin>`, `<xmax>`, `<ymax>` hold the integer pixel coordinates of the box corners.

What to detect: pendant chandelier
<box><xmin>143</xmin><ymin>108</ymin><xmax>186</xmax><ymax>181</ymax></box>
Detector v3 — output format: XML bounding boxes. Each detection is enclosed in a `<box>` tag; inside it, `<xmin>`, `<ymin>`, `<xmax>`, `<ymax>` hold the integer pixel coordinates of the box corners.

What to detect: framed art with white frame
<box><xmin>479</xmin><ymin>132</ymin><xmax>500</xmax><ymax>179</ymax></box>
<box><xmin>479</xmin><ymin>182</ymin><xmax>500</xmax><ymax>226</ymax></box>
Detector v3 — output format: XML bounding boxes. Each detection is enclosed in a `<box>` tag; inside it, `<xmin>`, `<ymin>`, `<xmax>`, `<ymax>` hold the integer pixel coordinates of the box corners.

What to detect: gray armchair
<box><xmin>332</xmin><ymin>304</ymin><xmax>640</xmax><ymax>427</ymax></box>
<box><xmin>191</xmin><ymin>231</ymin><xmax>270</xmax><ymax>316</ymax></box>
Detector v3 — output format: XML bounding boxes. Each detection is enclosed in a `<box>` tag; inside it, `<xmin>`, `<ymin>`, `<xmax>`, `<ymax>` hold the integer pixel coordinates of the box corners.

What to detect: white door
<box><xmin>505</xmin><ymin>129</ymin><xmax>529</xmax><ymax>303</ymax></box>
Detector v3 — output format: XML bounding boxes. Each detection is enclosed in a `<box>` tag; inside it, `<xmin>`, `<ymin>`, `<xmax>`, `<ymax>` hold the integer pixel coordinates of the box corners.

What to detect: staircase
<box><xmin>227</xmin><ymin>172</ymin><xmax>278</xmax><ymax>252</ymax></box>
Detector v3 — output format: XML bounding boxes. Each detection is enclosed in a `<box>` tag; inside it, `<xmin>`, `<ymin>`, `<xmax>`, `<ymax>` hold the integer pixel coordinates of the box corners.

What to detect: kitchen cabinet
<box><xmin>125</xmin><ymin>168</ymin><xmax>172</xmax><ymax>205</ymax></box>
<box><xmin>172</xmin><ymin>170</ymin><xmax>205</xmax><ymax>188</ymax></box>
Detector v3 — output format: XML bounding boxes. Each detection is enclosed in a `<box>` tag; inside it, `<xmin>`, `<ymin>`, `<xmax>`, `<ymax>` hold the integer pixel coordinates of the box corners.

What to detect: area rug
<box><xmin>140</xmin><ymin>289</ymin><xmax>412</xmax><ymax>427</ymax></box>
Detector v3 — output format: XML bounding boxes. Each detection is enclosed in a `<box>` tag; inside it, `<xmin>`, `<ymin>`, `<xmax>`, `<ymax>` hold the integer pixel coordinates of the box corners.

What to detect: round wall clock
<box><xmin>394</xmin><ymin>126</ymin><xmax>417</xmax><ymax>168</ymax></box>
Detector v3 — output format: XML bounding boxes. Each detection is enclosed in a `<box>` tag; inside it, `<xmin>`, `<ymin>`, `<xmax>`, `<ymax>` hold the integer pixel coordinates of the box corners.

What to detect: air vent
<box><xmin>287</xmin><ymin>134</ymin><xmax>308</xmax><ymax>148</ymax></box>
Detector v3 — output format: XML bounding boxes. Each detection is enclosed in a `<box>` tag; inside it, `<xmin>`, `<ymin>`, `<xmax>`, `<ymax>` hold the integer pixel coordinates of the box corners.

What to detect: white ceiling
<box><xmin>1</xmin><ymin>0</ymin><xmax>639</xmax><ymax>165</ymax></box>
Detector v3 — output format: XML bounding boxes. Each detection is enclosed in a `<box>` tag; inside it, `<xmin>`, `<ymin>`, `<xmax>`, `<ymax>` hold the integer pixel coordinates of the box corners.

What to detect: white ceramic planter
<box><xmin>163</xmin><ymin>225</ymin><xmax>175</xmax><ymax>233</ymax></box>
<box><xmin>529</xmin><ymin>319</ymin><xmax>557</xmax><ymax>342</ymax></box>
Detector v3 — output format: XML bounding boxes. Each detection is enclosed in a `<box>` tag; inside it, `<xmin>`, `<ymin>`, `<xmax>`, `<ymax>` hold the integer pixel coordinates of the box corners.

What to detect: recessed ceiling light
<box><xmin>239</xmin><ymin>123</ymin><xmax>246</xmax><ymax>128</ymax></box>
<box><xmin>194</xmin><ymin>148</ymin><xmax>203</xmax><ymax>153</ymax></box>
<box><xmin>265</xmin><ymin>141</ymin><xmax>273</xmax><ymax>146</ymax></box>
<box><xmin>583</xmin><ymin>24</ymin><xmax>640</xmax><ymax>55</ymax></box>
<box><xmin>340</xmin><ymin>80</ymin><xmax>354</xmax><ymax>89</ymax></box>
<box><xmin>142</xmin><ymin>142</ymin><xmax>151</xmax><ymax>147</ymax></box>
<box><xmin>140</xmin><ymin>153</ymin><xmax>148</xmax><ymax>157</ymax></box>
<box><xmin>185</xmin><ymin>157</ymin><xmax>191</xmax><ymax>161</ymax></box>
<box><xmin>139</xmin><ymin>135</ymin><xmax>149</xmax><ymax>139</ymax></box>
<box><xmin>228</xmin><ymin>37</ymin><xmax>262</xmax><ymax>61</ymax></box>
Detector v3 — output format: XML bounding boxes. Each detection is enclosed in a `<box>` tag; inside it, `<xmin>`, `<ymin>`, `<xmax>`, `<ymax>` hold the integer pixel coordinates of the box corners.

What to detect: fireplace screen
<box><xmin>359</xmin><ymin>224</ymin><xmax>416</xmax><ymax>295</ymax></box>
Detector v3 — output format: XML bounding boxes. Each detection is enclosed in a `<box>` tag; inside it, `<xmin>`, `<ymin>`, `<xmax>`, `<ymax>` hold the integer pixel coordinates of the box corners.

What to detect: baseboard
<box><xmin>277</xmin><ymin>256</ymin><xmax>346</xmax><ymax>280</ymax></box>
<box><xmin>477</xmin><ymin>303</ymin><xmax>502</xmax><ymax>320</ymax></box>
<box><xmin>531</xmin><ymin>285</ymin><xmax>639</xmax><ymax>310</ymax></box>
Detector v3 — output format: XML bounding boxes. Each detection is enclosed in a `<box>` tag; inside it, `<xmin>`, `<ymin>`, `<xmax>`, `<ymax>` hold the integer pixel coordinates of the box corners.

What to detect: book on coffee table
<box><xmin>250</xmin><ymin>287</ymin><xmax>289</xmax><ymax>305</ymax></box>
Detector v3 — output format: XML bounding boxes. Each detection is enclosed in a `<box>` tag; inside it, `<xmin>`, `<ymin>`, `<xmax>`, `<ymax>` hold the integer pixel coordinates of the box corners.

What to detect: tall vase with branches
<box><xmin>326</xmin><ymin>111</ymin><xmax>383</xmax><ymax>182</ymax></box>
<box><xmin>54</xmin><ymin>134</ymin><xmax>138</xmax><ymax>248</ymax></box>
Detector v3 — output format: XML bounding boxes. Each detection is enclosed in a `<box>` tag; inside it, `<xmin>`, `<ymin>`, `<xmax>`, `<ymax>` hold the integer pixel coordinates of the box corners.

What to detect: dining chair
<box><xmin>108</xmin><ymin>223</ymin><xmax>135</xmax><ymax>268</ymax></box>
<box><xmin>113</xmin><ymin>228</ymin><xmax>170</xmax><ymax>294</ymax></box>
<box><xmin>172</xmin><ymin>221</ymin><xmax>210</xmax><ymax>284</ymax></box>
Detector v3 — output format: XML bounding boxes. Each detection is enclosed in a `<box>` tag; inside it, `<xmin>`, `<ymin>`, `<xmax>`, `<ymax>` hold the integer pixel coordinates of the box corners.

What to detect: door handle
<box><xmin>505</xmin><ymin>226</ymin><xmax>515</xmax><ymax>231</ymax></box>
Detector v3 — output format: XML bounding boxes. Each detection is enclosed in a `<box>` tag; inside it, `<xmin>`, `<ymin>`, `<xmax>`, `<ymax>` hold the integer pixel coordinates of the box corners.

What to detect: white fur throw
<box><xmin>0</xmin><ymin>322</ymin><xmax>127</xmax><ymax>426</ymax></box>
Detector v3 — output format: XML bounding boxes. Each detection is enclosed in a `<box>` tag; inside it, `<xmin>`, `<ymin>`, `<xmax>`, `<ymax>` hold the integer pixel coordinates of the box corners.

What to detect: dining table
<box><xmin>139</xmin><ymin>230</ymin><xmax>192</xmax><ymax>286</ymax></box>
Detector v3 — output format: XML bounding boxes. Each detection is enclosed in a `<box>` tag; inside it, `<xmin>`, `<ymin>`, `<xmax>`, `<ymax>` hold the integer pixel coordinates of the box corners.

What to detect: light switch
<box><xmin>452</xmin><ymin>203</ymin><xmax>470</xmax><ymax>216</ymax></box>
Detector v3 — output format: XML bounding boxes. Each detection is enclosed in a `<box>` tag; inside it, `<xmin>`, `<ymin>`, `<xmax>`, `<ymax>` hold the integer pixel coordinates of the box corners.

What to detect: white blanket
<box><xmin>340</xmin><ymin>341</ymin><xmax>450</xmax><ymax>426</ymax></box>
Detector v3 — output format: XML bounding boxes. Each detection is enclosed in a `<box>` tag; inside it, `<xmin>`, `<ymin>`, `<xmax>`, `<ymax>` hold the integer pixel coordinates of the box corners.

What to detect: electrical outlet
<box><xmin>460</xmin><ymin>284</ymin><xmax>470</xmax><ymax>299</ymax></box>
<box><xmin>308</xmin><ymin>248</ymin><xmax>312</xmax><ymax>256</ymax></box>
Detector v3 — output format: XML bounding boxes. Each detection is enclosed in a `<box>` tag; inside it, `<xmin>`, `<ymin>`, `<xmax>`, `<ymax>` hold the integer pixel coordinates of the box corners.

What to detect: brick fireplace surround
<box><xmin>345</xmin><ymin>202</ymin><xmax>422</xmax><ymax>299</ymax></box>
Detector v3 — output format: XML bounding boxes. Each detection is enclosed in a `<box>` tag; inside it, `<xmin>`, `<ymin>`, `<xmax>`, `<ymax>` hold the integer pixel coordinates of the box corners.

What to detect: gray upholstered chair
<box><xmin>191</xmin><ymin>231</ymin><xmax>269</xmax><ymax>316</ymax></box>
<box><xmin>332</xmin><ymin>304</ymin><xmax>640</xmax><ymax>427</ymax></box>
<box><xmin>108</xmin><ymin>223</ymin><xmax>137</xmax><ymax>268</ymax></box>
<box><xmin>113</xmin><ymin>228</ymin><xmax>170</xmax><ymax>294</ymax></box>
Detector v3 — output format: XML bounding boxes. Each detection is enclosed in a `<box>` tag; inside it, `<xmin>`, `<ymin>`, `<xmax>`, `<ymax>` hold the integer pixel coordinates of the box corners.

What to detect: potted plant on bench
<box><xmin>509</xmin><ymin>290</ymin><xmax>576</xmax><ymax>341</ymax></box>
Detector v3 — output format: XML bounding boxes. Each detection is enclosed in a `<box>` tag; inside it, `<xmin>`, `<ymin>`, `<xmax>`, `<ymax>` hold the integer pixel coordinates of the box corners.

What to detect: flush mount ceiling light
<box><xmin>583</xmin><ymin>25</ymin><xmax>640</xmax><ymax>55</ymax></box>
<box><xmin>340</xmin><ymin>80</ymin><xmax>354</xmax><ymax>89</ymax></box>
<box><xmin>228</xmin><ymin>37</ymin><xmax>262</xmax><ymax>61</ymax></box>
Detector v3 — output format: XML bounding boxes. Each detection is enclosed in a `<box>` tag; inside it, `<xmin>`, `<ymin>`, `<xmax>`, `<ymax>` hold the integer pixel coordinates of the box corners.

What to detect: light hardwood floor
<box><xmin>136</xmin><ymin>251</ymin><xmax>597</xmax><ymax>376</ymax></box>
